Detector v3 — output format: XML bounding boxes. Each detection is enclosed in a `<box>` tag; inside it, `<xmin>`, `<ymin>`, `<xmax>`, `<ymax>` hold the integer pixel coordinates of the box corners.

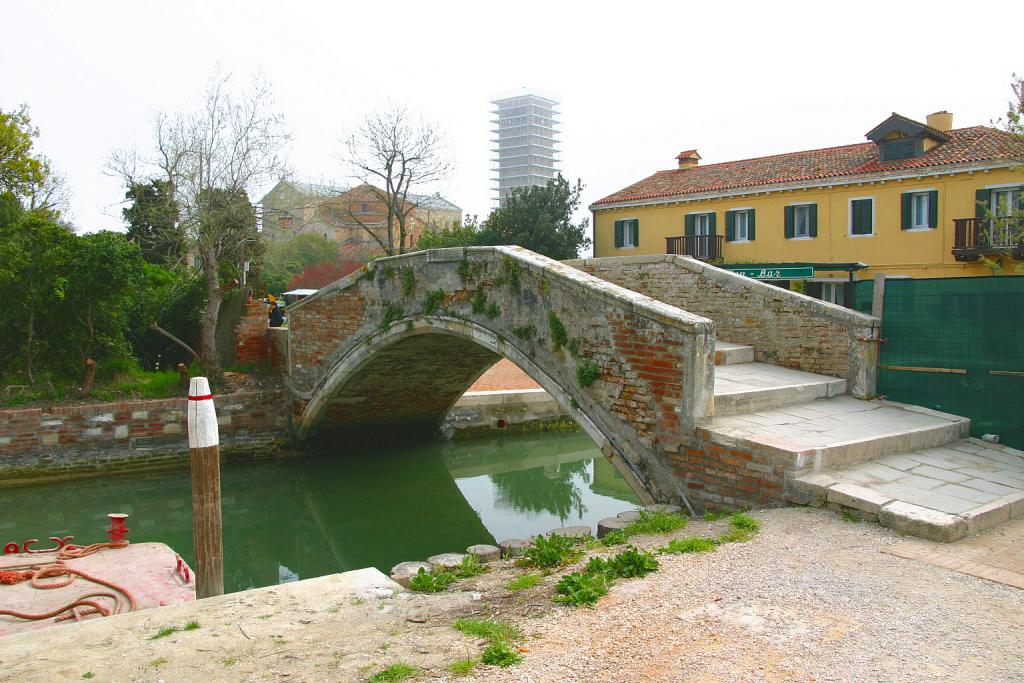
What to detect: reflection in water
<box><xmin>1</xmin><ymin>431</ymin><xmax>637</xmax><ymax>593</ymax></box>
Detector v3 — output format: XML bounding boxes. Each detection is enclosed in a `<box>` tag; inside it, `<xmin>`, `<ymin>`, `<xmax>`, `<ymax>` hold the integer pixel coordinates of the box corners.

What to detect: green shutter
<box><xmin>901</xmin><ymin>192</ymin><xmax>912</xmax><ymax>229</ymax></box>
<box><xmin>725</xmin><ymin>211</ymin><xmax>736</xmax><ymax>241</ymax></box>
<box><xmin>784</xmin><ymin>206</ymin><xmax>794</xmax><ymax>238</ymax></box>
<box><xmin>851</xmin><ymin>199</ymin><xmax>871</xmax><ymax>235</ymax></box>
<box><xmin>927</xmin><ymin>191</ymin><xmax>938</xmax><ymax>229</ymax></box>
<box><xmin>975</xmin><ymin>188</ymin><xmax>991</xmax><ymax>219</ymax></box>
<box><xmin>631</xmin><ymin>219</ymin><xmax>639</xmax><ymax>247</ymax></box>
<box><xmin>748</xmin><ymin>210</ymin><xmax>756</xmax><ymax>241</ymax></box>
<box><xmin>684</xmin><ymin>214</ymin><xmax>695</xmax><ymax>237</ymax></box>
<box><xmin>614</xmin><ymin>220</ymin><xmax>623</xmax><ymax>248</ymax></box>
<box><xmin>708</xmin><ymin>213</ymin><xmax>717</xmax><ymax>236</ymax></box>
<box><xmin>808</xmin><ymin>204</ymin><xmax>818</xmax><ymax>237</ymax></box>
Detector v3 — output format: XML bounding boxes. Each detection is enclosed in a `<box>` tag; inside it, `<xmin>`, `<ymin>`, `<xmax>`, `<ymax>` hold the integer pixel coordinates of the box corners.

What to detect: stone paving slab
<box><xmin>885</xmin><ymin>516</ymin><xmax>1024</xmax><ymax>589</ymax></box>
<box><xmin>702</xmin><ymin>396</ymin><xmax>969</xmax><ymax>469</ymax></box>
<box><xmin>790</xmin><ymin>439</ymin><xmax>1024</xmax><ymax>541</ymax></box>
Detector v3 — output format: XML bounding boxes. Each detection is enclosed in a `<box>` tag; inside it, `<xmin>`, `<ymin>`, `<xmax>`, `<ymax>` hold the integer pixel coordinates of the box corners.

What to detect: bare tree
<box><xmin>108</xmin><ymin>73</ymin><xmax>291</xmax><ymax>385</ymax></box>
<box><xmin>341</xmin><ymin>105</ymin><xmax>450</xmax><ymax>255</ymax></box>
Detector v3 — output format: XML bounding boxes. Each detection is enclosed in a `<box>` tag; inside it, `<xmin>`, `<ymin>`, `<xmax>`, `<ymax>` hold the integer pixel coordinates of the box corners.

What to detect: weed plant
<box><xmin>452</xmin><ymin>618</ymin><xmax>523</xmax><ymax>643</ymax></box>
<box><xmin>453</xmin><ymin>555</ymin><xmax>486</xmax><ymax>578</ymax></box>
<box><xmin>600</xmin><ymin>530</ymin><xmax>630</xmax><ymax>546</ymax></box>
<box><xmin>624</xmin><ymin>509</ymin><xmax>688</xmax><ymax>535</ymax></box>
<box><xmin>505</xmin><ymin>573</ymin><xmax>542</xmax><ymax>591</ymax></box>
<box><xmin>369</xmin><ymin>663</ymin><xmax>419</xmax><ymax>682</ymax></box>
<box><xmin>408</xmin><ymin>567</ymin><xmax>455</xmax><ymax>593</ymax></box>
<box><xmin>662</xmin><ymin>537</ymin><xmax>717</xmax><ymax>554</ymax></box>
<box><xmin>523</xmin><ymin>533</ymin><xmax>582</xmax><ymax>568</ymax></box>
<box><xmin>447</xmin><ymin>658</ymin><xmax>478</xmax><ymax>676</ymax></box>
<box><xmin>553</xmin><ymin>571</ymin><xmax>609</xmax><ymax>607</ymax></box>
<box><xmin>481</xmin><ymin>641</ymin><xmax>523</xmax><ymax>667</ymax></box>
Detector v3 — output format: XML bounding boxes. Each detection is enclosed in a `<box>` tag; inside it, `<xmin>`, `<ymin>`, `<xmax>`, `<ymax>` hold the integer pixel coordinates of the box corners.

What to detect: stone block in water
<box><xmin>389</xmin><ymin>561</ymin><xmax>433</xmax><ymax>587</ymax></box>
<box><xmin>427</xmin><ymin>553</ymin><xmax>468</xmax><ymax>570</ymax></box>
<box><xmin>498</xmin><ymin>539</ymin><xmax>530</xmax><ymax>557</ymax></box>
<box><xmin>466</xmin><ymin>544</ymin><xmax>501</xmax><ymax>563</ymax></box>
<box><xmin>597</xmin><ymin>517</ymin><xmax>630</xmax><ymax>538</ymax></box>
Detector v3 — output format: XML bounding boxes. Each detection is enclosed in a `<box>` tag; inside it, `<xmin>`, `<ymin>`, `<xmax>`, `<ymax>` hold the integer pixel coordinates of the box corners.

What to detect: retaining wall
<box><xmin>568</xmin><ymin>255</ymin><xmax>880</xmax><ymax>397</ymax></box>
<box><xmin>0</xmin><ymin>391</ymin><xmax>288</xmax><ymax>483</ymax></box>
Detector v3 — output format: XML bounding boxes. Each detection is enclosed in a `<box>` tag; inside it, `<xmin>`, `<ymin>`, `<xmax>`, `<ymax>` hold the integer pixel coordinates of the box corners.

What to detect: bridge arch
<box><xmin>284</xmin><ymin>246</ymin><xmax>716</xmax><ymax>505</ymax></box>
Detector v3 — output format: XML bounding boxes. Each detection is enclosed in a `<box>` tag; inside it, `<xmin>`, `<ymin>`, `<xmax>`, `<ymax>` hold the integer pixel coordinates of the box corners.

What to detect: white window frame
<box><xmin>730</xmin><ymin>207</ymin><xmax>753</xmax><ymax>242</ymax></box>
<box><xmin>692</xmin><ymin>213</ymin><xmax>712</xmax><ymax>236</ymax></box>
<box><xmin>847</xmin><ymin>196</ymin><xmax>875</xmax><ymax>237</ymax></box>
<box><xmin>619</xmin><ymin>218</ymin><xmax>639</xmax><ymax>249</ymax></box>
<box><xmin>991</xmin><ymin>188</ymin><xmax>1019</xmax><ymax>217</ymax></box>
<box><xmin>902</xmin><ymin>188</ymin><xmax>936</xmax><ymax>232</ymax></box>
<box><xmin>791</xmin><ymin>203</ymin><xmax>813</xmax><ymax>239</ymax></box>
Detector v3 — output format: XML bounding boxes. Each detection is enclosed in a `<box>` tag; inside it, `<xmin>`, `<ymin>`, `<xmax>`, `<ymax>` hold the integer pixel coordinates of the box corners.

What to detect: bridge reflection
<box><xmin>1</xmin><ymin>433</ymin><xmax>636</xmax><ymax>593</ymax></box>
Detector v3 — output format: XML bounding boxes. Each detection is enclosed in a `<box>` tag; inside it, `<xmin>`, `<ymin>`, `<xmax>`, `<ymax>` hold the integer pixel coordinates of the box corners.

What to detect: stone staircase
<box><xmin>706</xmin><ymin>341</ymin><xmax>1024</xmax><ymax>542</ymax></box>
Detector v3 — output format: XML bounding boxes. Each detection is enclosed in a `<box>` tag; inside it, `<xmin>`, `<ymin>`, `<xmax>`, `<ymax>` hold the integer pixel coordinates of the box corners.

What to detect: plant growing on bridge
<box><xmin>423</xmin><ymin>289</ymin><xmax>445</xmax><ymax>316</ymax></box>
<box><xmin>400</xmin><ymin>266</ymin><xmax>415</xmax><ymax>296</ymax></box>
<box><xmin>494</xmin><ymin>256</ymin><xmax>522</xmax><ymax>290</ymax></box>
<box><xmin>470</xmin><ymin>286</ymin><xmax>488</xmax><ymax>316</ymax></box>
<box><xmin>576</xmin><ymin>359</ymin><xmax>600</xmax><ymax>387</ymax></box>
<box><xmin>379</xmin><ymin>302</ymin><xmax>404</xmax><ymax>330</ymax></box>
<box><xmin>512</xmin><ymin>324</ymin><xmax>536</xmax><ymax>341</ymax></box>
<box><xmin>376</xmin><ymin>264</ymin><xmax>396</xmax><ymax>284</ymax></box>
<box><xmin>485</xmin><ymin>301</ymin><xmax>500</xmax><ymax>319</ymax></box>
<box><xmin>457</xmin><ymin>258</ymin><xmax>481</xmax><ymax>283</ymax></box>
<box><xmin>547</xmin><ymin>311</ymin><xmax>568</xmax><ymax>350</ymax></box>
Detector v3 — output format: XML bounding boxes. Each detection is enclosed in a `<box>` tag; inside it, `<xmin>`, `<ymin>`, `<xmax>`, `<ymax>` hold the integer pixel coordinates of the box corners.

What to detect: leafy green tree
<box><xmin>64</xmin><ymin>232</ymin><xmax>145</xmax><ymax>364</ymax></box>
<box><xmin>126</xmin><ymin>262</ymin><xmax>204</xmax><ymax>370</ymax></box>
<box><xmin>0</xmin><ymin>105</ymin><xmax>48</xmax><ymax>201</ymax></box>
<box><xmin>415</xmin><ymin>216</ymin><xmax>481</xmax><ymax>250</ymax></box>
<box><xmin>122</xmin><ymin>179</ymin><xmax>183</xmax><ymax>264</ymax></box>
<box><xmin>0</xmin><ymin>215</ymin><xmax>75</xmax><ymax>382</ymax></box>
<box><xmin>473</xmin><ymin>176</ymin><xmax>592</xmax><ymax>260</ymax></box>
<box><xmin>261</xmin><ymin>233</ymin><xmax>339</xmax><ymax>294</ymax></box>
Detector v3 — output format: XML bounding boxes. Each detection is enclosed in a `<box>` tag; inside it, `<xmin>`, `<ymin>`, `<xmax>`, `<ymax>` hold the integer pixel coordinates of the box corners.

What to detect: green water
<box><xmin>0</xmin><ymin>431</ymin><xmax>637</xmax><ymax>593</ymax></box>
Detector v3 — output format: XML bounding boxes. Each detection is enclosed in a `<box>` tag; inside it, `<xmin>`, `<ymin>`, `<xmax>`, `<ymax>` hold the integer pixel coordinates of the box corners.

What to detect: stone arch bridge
<box><xmin>282</xmin><ymin>246</ymin><xmax>717</xmax><ymax>506</ymax></box>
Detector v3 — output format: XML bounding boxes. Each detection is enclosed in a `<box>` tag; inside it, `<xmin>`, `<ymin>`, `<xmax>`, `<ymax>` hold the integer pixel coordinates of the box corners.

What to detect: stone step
<box><xmin>714</xmin><ymin>341</ymin><xmax>755</xmax><ymax>366</ymax></box>
<box><xmin>713</xmin><ymin>362</ymin><xmax>847</xmax><ymax>416</ymax></box>
<box><xmin>787</xmin><ymin>438</ymin><xmax>1024</xmax><ymax>542</ymax></box>
<box><xmin>700</xmin><ymin>397</ymin><xmax>970</xmax><ymax>472</ymax></box>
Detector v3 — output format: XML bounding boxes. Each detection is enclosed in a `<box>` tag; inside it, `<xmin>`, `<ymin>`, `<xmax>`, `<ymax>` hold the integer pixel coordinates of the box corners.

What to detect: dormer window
<box><xmin>866</xmin><ymin>113</ymin><xmax>950</xmax><ymax>162</ymax></box>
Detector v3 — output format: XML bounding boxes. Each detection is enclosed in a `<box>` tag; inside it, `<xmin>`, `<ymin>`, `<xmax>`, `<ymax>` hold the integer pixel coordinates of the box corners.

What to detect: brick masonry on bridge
<box><xmin>283</xmin><ymin>246</ymin><xmax>717</xmax><ymax>506</ymax></box>
<box><xmin>567</xmin><ymin>254</ymin><xmax>878</xmax><ymax>397</ymax></box>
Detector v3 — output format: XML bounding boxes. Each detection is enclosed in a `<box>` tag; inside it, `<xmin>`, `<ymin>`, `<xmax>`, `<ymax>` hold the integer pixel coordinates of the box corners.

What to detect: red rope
<box><xmin>0</xmin><ymin>544</ymin><xmax>137</xmax><ymax>624</ymax></box>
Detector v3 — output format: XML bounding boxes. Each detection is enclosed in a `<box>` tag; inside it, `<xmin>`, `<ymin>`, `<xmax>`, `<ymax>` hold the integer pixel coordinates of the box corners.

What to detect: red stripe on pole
<box><xmin>188</xmin><ymin>394</ymin><xmax>214</xmax><ymax>401</ymax></box>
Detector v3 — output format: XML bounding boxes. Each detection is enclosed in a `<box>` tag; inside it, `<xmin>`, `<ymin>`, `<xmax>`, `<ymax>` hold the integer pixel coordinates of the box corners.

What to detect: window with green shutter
<box><xmin>726</xmin><ymin>209</ymin><xmax>754</xmax><ymax>242</ymax></box>
<box><xmin>849</xmin><ymin>198</ymin><xmax>874</xmax><ymax>236</ymax></box>
<box><xmin>902</xmin><ymin>191</ymin><xmax>938</xmax><ymax>229</ymax></box>
<box><xmin>614</xmin><ymin>219</ymin><xmax>638</xmax><ymax>248</ymax></box>
<box><xmin>788</xmin><ymin>204</ymin><xmax>816</xmax><ymax>238</ymax></box>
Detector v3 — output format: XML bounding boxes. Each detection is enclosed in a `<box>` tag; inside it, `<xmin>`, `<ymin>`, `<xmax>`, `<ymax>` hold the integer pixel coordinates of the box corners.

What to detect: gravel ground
<box><xmin>2</xmin><ymin>507</ymin><xmax>1021</xmax><ymax>682</ymax></box>
<box><xmin>463</xmin><ymin>507</ymin><xmax>1024</xmax><ymax>683</ymax></box>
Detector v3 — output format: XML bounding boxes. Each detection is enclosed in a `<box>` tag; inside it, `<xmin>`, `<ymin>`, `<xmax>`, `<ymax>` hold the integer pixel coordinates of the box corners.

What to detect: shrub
<box><xmin>423</xmin><ymin>289</ymin><xmax>445</xmax><ymax>315</ymax></box>
<box><xmin>553</xmin><ymin>571</ymin><xmax>609</xmax><ymax>607</ymax></box>
<box><xmin>523</xmin><ymin>533</ymin><xmax>581</xmax><ymax>568</ymax></box>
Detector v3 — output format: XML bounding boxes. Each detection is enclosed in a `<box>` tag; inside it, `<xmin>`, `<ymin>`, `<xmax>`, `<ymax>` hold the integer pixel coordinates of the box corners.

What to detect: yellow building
<box><xmin>591</xmin><ymin>112</ymin><xmax>1024</xmax><ymax>304</ymax></box>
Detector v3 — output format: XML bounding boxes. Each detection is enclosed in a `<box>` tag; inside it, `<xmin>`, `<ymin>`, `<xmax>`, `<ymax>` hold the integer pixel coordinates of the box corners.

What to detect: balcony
<box><xmin>952</xmin><ymin>218</ymin><xmax>1024</xmax><ymax>261</ymax></box>
<box><xmin>666</xmin><ymin>235</ymin><xmax>724</xmax><ymax>261</ymax></box>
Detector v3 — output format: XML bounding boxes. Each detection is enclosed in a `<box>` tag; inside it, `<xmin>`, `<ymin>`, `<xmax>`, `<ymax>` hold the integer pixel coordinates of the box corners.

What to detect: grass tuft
<box><xmin>662</xmin><ymin>537</ymin><xmax>717</xmax><ymax>554</ymax></box>
<box><xmin>523</xmin><ymin>533</ymin><xmax>582</xmax><ymax>568</ymax></box>
<box><xmin>447</xmin><ymin>658</ymin><xmax>478</xmax><ymax>676</ymax></box>
<box><xmin>369</xmin><ymin>663</ymin><xmax>419</xmax><ymax>682</ymax></box>
<box><xmin>624</xmin><ymin>509</ymin><xmax>688</xmax><ymax>535</ymax></box>
<box><xmin>481</xmin><ymin>641</ymin><xmax>523</xmax><ymax>667</ymax></box>
<box><xmin>453</xmin><ymin>618</ymin><xmax>523</xmax><ymax>644</ymax></box>
<box><xmin>505</xmin><ymin>573</ymin><xmax>542</xmax><ymax>591</ymax></box>
<box><xmin>729</xmin><ymin>512</ymin><xmax>761</xmax><ymax>532</ymax></box>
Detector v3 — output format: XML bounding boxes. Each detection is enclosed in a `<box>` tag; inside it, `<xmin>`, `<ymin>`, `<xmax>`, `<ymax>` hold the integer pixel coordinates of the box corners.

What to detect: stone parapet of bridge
<box><xmin>566</xmin><ymin>255</ymin><xmax>879</xmax><ymax>398</ymax></box>
<box><xmin>283</xmin><ymin>246</ymin><xmax>716</xmax><ymax>505</ymax></box>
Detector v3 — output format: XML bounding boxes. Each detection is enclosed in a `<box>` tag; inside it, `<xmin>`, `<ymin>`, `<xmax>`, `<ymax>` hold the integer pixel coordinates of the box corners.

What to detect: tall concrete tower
<box><xmin>490</xmin><ymin>94</ymin><xmax>559</xmax><ymax>205</ymax></box>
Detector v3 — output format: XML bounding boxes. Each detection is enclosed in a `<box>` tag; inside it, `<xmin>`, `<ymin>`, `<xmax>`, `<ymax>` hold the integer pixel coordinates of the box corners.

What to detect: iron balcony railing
<box><xmin>952</xmin><ymin>217</ymin><xmax>1024</xmax><ymax>260</ymax></box>
<box><xmin>666</xmin><ymin>235</ymin><xmax>724</xmax><ymax>261</ymax></box>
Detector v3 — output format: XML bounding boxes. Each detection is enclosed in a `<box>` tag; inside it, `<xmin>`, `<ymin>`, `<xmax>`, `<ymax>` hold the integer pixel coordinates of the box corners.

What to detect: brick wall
<box><xmin>235</xmin><ymin>300</ymin><xmax>271</xmax><ymax>366</ymax></box>
<box><xmin>0</xmin><ymin>391</ymin><xmax>289</xmax><ymax>482</ymax></box>
<box><xmin>568</xmin><ymin>255</ymin><xmax>879</xmax><ymax>397</ymax></box>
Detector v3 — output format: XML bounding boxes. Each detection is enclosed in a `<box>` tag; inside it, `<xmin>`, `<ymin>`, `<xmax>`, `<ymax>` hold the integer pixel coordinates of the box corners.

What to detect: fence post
<box><xmin>871</xmin><ymin>273</ymin><xmax>886</xmax><ymax>321</ymax></box>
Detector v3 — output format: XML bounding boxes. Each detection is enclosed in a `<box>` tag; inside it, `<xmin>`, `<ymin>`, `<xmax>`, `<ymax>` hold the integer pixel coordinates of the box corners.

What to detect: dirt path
<box><xmin>0</xmin><ymin>508</ymin><xmax>1021</xmax><ymax>682</ymax></box>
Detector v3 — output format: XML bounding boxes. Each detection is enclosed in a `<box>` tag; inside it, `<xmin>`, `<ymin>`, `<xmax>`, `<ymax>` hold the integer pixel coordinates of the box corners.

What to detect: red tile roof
<box><xmin>592</xmin><ymin>126</ymin><xmax>1024</xmax><ymax>207</ymax></box>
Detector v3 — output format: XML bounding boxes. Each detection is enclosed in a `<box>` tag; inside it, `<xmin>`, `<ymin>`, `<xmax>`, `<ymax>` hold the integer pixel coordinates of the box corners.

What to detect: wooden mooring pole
<box><xmin>186</xmin><ymin>376</ymin><xmax>224</xmax><ymax>598</ymax></box>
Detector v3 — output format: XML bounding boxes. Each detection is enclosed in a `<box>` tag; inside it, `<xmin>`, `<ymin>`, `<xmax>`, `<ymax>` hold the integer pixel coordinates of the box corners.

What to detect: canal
<box><xmin>0</xmin><ymin>431</ymin><xmax>638</xmax><ymax>593</ymax></box>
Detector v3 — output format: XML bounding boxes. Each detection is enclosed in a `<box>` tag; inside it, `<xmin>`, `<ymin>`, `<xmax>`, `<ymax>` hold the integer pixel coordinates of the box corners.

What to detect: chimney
<box><xmin>676</xmin><ymin>149</ymin><xmax>701</xmax><ymax>170</ymax></box>
<box><xmin>926</xmin><ymin>111</ymin><xmax>953</xmax><ymax>132</ymax></box>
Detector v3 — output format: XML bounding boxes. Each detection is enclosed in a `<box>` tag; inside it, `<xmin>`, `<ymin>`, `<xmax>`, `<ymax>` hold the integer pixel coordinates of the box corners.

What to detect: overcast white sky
<box><xmin>2</xmin><ymin>0</ymin><xmax>1019</xmax><ymax>238</ymax></box>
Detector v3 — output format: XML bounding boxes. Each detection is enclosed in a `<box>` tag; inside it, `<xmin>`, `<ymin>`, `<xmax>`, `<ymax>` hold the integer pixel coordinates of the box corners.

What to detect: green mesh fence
<box><xmin>852</xmin><ymin>280</ymin><xmax>874</xmax><ymax>314</ymax></box>
<box><xmin>875</xmin><ymin>276</ymin><xmax>1024</xmax><ymax>450</ymax></box>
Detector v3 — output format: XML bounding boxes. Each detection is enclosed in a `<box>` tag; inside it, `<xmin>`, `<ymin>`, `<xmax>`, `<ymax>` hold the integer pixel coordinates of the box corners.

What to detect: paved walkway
<box><xmin>468</xmin><ymin>359</ymin><xmax>540</xmax><ymax>392</ymax></box>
